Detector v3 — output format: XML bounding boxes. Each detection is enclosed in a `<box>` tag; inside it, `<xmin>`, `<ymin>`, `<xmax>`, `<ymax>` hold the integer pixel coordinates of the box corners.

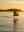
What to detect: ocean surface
<box><xmin>0</xmin><ymin>16</ymin><xmax>8</xmax><ymax>32</ymax></box>
<box><xmin>0</xmin><ymin>11</ymin><xmax>24</xmax><ymax>32</ymax></box>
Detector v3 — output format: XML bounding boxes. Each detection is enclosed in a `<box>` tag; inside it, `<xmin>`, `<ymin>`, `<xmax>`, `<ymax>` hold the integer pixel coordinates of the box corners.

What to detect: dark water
<box><xmin>0</xmin><ymin>16</ymin><xmax>8</xmax><ymax>32</ymax></box>
<box><xmin>0</xmin><ymin>31</ymin><xmax>8</xmax><ymax>32</ymax></box>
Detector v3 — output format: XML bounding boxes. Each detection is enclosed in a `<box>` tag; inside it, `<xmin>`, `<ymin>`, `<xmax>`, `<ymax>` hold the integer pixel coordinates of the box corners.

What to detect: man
<box><xmin>13</xmin><ymin>10</ymin><xmax>18</xmax><ymax>24</ymax></box>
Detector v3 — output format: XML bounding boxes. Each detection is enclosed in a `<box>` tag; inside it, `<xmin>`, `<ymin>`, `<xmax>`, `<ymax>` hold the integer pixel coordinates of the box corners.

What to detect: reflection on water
<box><xmin>8</xmin><ymin>16</ymin><xmax>24</xmax><ymax>32</ymax></box>
<box><xmin>0</xmin><ymin>16</ymin><xmax>24</xmax><ymax>32</ymax></box>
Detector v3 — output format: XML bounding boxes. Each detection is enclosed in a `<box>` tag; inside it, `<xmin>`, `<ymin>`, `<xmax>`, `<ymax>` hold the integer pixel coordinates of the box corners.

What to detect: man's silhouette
<box><xmin>13</xmin><ymin>10</ymin><xmax>18</xmax><ymax>24</ymax></box>
<box><xmin>13</xmin><ymin>10</ymin><xmax>18</xmax><ymax>32</ymax></box>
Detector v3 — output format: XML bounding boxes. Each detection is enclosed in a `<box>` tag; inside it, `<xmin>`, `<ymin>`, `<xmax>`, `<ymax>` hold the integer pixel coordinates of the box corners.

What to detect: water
<box><xmin>0</xmin><ymin>16</ymin><xmax>24</xmax><ymax>32</ymax></box>
<box><xmin>1</xmin><ymin>11</ymin><xmax>24</xmax><ymax>32</ymax></box>
<box><xmin>0</xmin><ymin>16</ymin><xmax>8</xmax><ymax>32</ymax></box>
<box><xmin>8</xmin><ymin>16</ymin><xmax>24</xmax><ymax>32</ymax></box>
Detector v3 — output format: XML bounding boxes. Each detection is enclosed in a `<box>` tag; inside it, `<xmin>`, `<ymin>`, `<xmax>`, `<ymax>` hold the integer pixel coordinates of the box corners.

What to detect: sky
<box><xmin>0</xmin><ymin>0</ymin><xmax>24</xmax><ymax>9</ymax></box>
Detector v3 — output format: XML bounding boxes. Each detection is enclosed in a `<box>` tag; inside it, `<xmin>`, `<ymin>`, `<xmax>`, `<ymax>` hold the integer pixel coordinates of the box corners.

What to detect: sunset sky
<box><xmin>0</xmin><ymin>0</ymin><xmax>24</xmax><ymax>9</ymax></box>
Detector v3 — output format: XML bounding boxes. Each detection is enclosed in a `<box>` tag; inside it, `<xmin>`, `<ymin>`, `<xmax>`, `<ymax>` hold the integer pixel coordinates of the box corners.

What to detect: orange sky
<box><xmin>8</xmin><ymin>4</ymin><xmax>24</xmax><ymax>9</ymax></box>
<box><xmin>0</xmin><ymin>0</ymin><xmax>24</xmax><ymax>9</ymax></box>
<box><xmin>0</xmin><ymin>4</ymin><xmax>24</xmax><ymax>10</ymax></box>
